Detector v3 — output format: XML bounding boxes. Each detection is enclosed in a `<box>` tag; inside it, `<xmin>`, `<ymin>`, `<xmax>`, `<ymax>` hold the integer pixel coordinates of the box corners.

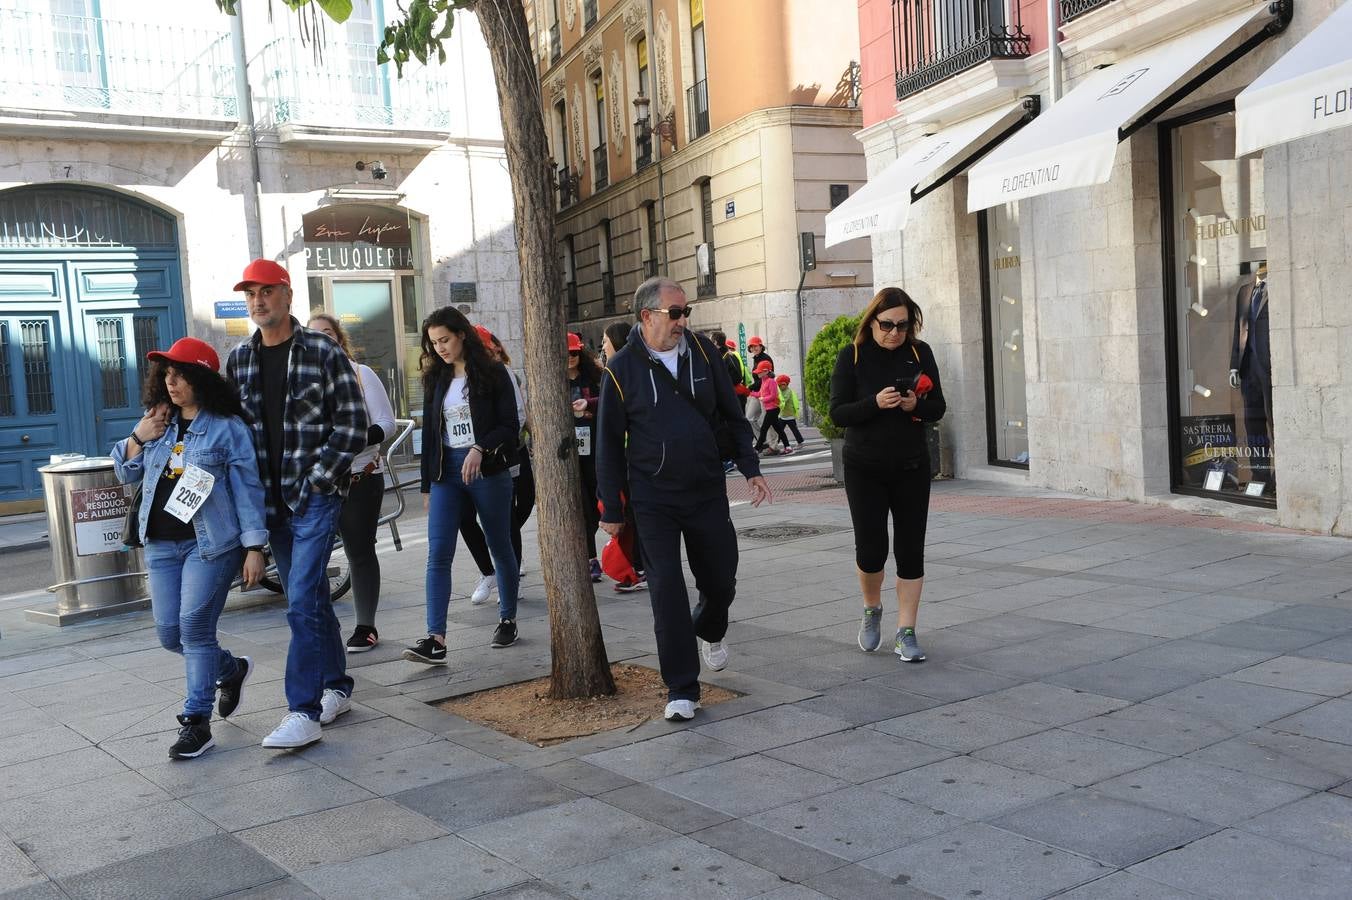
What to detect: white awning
<box><xmin>967</xmin><ymin>4</ymin><xmax>1272</xmax><ymax>212</ymax></box>
<box><xmin>1236</xmin><ymin>0</ymin><xmax>1352</xmax><ymax>156</ymax></box>
<box><xmin>825</xmin><ymin>101</ymin><xmax>1032</xmax><ymax>248</ymax></box>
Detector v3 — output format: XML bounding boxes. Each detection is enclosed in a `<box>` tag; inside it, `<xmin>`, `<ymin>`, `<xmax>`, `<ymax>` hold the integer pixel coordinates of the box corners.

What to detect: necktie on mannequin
<box><xmin>1250</xmin><ymin>281</ymin><xmax>1266</xmax><ymax>323</ymax></box>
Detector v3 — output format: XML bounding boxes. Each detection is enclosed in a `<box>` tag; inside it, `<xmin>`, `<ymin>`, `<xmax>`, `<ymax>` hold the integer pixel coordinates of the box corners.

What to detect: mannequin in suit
<box><xmin>1229</xmin><ymin>261</ymin><xmax>1272</xmax><ymax>486</ymax></box>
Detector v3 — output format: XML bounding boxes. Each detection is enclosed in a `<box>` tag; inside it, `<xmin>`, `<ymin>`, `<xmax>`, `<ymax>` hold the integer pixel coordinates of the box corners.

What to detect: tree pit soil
<box><xmin>436</xmin><ymin>663</ymin><xmax>740</xmax><ymax>746</ymax></box>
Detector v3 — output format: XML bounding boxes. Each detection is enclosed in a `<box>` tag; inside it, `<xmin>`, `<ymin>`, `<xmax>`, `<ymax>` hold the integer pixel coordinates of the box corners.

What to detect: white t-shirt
<box><xmin>352</xmin><ymin>363</ymin><xmax>397</xmax><ymax>474</ymax></box>
<box><xmin>649</xmin><ymin>342</ymin><xmax>680</xmax><ymax>378</ymax></box>
<box><xmin>442</xmin><ymin>376</ymin><xmax>475</xmax><ymax>448</ymax></box>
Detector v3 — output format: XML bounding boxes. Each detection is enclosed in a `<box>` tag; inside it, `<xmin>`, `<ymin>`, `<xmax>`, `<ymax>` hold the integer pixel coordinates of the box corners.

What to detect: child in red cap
<box><xmin>775</xmin><ymin>374</ymin><xmax>805</xmax><ymax>447</ymax></box>
<box><xmin>753</xmin><ymin>360</ymin><xmax>793</xmax><ymax>456</ymax></box>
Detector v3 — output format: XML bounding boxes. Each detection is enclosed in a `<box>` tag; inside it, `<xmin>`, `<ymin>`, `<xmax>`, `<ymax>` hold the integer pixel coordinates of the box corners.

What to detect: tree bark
<box><xmin>474</xmin><ymin>0</ymin><xmax>614</xmax><ymax>699</ymax></box>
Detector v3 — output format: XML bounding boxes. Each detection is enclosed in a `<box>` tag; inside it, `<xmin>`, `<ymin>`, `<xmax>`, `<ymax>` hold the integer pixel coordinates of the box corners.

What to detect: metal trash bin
<box><xmin>27</xmin><ymin>458</ymin><xmax>149</xmax><ymax>626</ymax></box>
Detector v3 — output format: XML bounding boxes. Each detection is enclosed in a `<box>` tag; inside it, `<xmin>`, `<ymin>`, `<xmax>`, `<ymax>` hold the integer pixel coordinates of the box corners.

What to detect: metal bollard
<box><xmin>27</xmin><ymin>458</ymin><xmax>149</xmax><ymax>626</ymax></box>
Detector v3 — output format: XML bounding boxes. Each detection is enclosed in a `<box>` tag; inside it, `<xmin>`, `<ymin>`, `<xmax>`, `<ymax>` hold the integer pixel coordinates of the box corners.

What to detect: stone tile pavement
<box><xmin>0</xmin><ymin>477</ymin><xmax>1351</xmax><ymax>898</ymax></box>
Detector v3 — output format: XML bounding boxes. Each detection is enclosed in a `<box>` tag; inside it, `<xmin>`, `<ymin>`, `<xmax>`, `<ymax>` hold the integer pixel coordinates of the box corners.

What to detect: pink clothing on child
<box><xmin>757</xmin><ymin>376</ymin><xmax>779</xmax><ymax>410</ymax></box>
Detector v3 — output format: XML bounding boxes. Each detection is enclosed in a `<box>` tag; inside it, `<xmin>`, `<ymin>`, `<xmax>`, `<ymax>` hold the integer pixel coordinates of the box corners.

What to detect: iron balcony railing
<box><xmin>697</xmin><ymin>245</ymin><xmax>717</xmax><ymax>299</ymax></box>
<box><xmin>593</xmin><ymin>144</ymin><xmax>609</xmax><ymax>191</ymax></box>
<box><xmin>602</xmin><ymin>271</ymin><xmax>616</xmax><ymax>315</ymax></box>
<box><xmin>1060</xmin><ymin>0</ymin><xmax>1118</xmax><ymax>22</ymax></box>
<box><xmin>892</xmin><ymin>0</ymin><xmax>1030</xmax><ymax>101</ymax></box>
<box><xmin>564</xmin><ymin>282</ymin><xmax>579</xmax><ymax>320</ymax></box>
<box><xmin>635</xmin><ymin>117</ymin><xmax>654</xmax><ymax>169</ymax></box>
<box><xmin>0</xmin><ymin>9</ymin><xmax>237</xmax><ymax>120</ymax></box>
<box><xmin>550</xmin><ymin>23</ymin><xmax>562</xmax><ymax>62</ymax></box>
<box><xmin>557</xmin><ymin>166</ymin><xmax>578</xmax><ymax>210</ymax></box>
<box><xmin>584</xmin><ymin>0</ymin><xmax>598</xmax><ymax>30</ymax></box>
<box><xmin>260</xmin><ymin>39</ymin><xmax>457</xmax><ymax>131</ymax></box>
<box><xmin>686</xmin><ymin>79</ymin><xmax>710</xmax><ymax>141</ymax></box>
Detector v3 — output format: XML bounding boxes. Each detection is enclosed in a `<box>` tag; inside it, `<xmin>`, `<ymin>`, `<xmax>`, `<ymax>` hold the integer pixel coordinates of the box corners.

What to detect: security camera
<box><xmin>371</xmin><ymin>161</ymin><xmax>388</xmax><ymax>180</ymax></box>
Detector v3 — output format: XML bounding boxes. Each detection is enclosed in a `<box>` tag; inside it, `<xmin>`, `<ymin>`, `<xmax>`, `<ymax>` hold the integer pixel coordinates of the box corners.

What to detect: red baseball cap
<box><xmin>748</xmin><ymin>335</ymin><xmax>764</xmax><ymax>347</ymax></box>
<box><xmin>724</xmin><ymin>339</ymin><xmax>736</xmax><ymax>349</ymax></box>
<box><xmin>147</xmin><ymin>337</ymin><xmax>220</xmax><ymax>373</ymax></box>
<box><xmin>474</xmin><ymin>324</ymin><xmax>495</xmax><ymax>345</ymax></box>
<box><xmin>754</xmin><ymin>360</ymin><xmax>773</xmax><ymax>375</ymax></box>
<box><xmin>567</xmin><ymin>332</ymin><xmax>584</xmax><ymax>352</ymax></box>
<box><xmin>776</xmin><ymin>374</ymin><xmax>790</xmax><ymax>386</ymax></box>
<box><xmin>233</xmin><ymin>259</ymin><xmax>292</xmax><ymax>292</ymax></box>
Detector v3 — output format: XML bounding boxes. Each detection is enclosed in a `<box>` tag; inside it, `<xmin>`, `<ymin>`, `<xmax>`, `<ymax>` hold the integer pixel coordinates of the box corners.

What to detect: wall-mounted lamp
<box><xmin>1188</xmin><ymin>253</ymin><xmax>1207</xmax><ymax>266</ymax></box>
<box><xmin>355</xmin><ymin>160</ymin><xmax>388</xmax><ymax>180</ymax></box>
<box><xmin>1190</xmin><ymin>301</ymin><xmax>1209</xmax><ymax>317</ymax></box>
<box><xmin>1192</xmin><ymin>384</ymin><xmax>1212</xmax><ymax>398</ymax></box>
<box><xmin>1003</xmin><ymin>340</ymin><xmax>1019</xmax><ymax>352</ymax></box>
<box><xmin>633</xmin><ymin>94</ymin><xmax>677</xmax><ymax>152</ymax></box>
<box><xmin>1001</xmin><ymin>295</ymin><xmax>1018</xmax><ymax>306</ymax></box>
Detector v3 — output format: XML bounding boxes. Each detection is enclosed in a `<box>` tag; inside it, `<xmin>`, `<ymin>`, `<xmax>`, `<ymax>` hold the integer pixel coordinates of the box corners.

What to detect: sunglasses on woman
<box><xmin>875</xmin><ymin>317</ymin><xmax>911</xmax><ymax>333</ymax></box>
<box><xmin>651</xmin><ymin>305</ymin><xmax>694</xmax><ymax>320</ymax></box>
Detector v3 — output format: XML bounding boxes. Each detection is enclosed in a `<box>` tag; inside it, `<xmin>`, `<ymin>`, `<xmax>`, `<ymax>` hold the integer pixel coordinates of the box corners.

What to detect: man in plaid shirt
<box><xmin>226</xmin><ymin>259</ymin><xmax>368</xmax><ymax>750</ymax></box>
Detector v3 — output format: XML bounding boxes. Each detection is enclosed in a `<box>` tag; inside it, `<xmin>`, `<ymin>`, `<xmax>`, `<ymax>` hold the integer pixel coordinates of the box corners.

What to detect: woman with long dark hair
<box><xmin>405</xmin><ymin>307</ymin><xmax>520</xmax><ymax>664</ymax></box>
<box><xmin>567</xmin><ymin>332</ymin><xmax>605</xmax><ymax>580</ymax></box>
<box><xmin>112</xmin><ymin>338</ymin><xmax>267</xmax><ymax>759</ymax></box>
<box><xmin>830</xmin><ymin>287</ymin><xmax>945</xmax><ymax>662</ymax></box>
<box><xmin>307</xmin><ymin>313</ymin><xmax>397</xmax><ymax>653</ymax></box>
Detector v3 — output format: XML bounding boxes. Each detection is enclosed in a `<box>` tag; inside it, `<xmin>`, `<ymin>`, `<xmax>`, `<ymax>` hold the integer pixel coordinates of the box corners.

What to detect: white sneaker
<box><xmin>700</xmin><ymin>639</ymin><xmax>729</xmax><ymax>671</ymax></box>
<box><xmin>261</xmin><ymin>712</ymin><xmax>322</xmax><ymax>749</ymax></box>
<box><xmin>664</xmin><ymin>699</ymin><xmax>701</xmax><ymax>722</ymax></box>
<box><xmin>319</xmin><ymin>689</ymin><xmax>351</xmax><ymax>725</ymax></box>
<box><xmin>470</xmin><ymin>574</ymin><xmax>495</xmax><ymax>605</ymax></box>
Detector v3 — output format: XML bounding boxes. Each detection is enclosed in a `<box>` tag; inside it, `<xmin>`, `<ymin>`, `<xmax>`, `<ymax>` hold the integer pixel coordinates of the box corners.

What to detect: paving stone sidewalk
<box><xmin>1</xmin><ymin>478</ymin><xmax>1351</xmax><ymax>899</ymax></box>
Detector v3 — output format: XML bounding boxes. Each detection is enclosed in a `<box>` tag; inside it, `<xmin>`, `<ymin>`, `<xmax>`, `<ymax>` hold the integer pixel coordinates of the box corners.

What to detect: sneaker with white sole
<box><xmin>614</xmin><ymin>577</ymin><xmax>648</xmax><ymax>593</ymax></box>
<box><xmin>261</xmin><ymin>712</ymin><xmax>322</xmax><ymax>749</ymax></box>
<box><xmin>858</xmin><ymin>607</ymin><xmax>883</xmax><ymax>652</ymax></box>
<box><xmin>664</xmin><ymin>699</ymin><xmax>701</xmax><ymax>722</ymax></box>
<box><xmin>319</xmin><ymin>689</ymin><xmax>351</xmax><ymax>725</ymax></box>
<box><xmin>168</xmin><ymin>714</ymin><xmax>214</xmax><ymax>760</ymax></box>
<box><xmin>894</xmin><ymin>628</ymin><xmax>927</xmax><ymax>662</ymax></box>
<box><xmin>402</xmin><ymin>636</ymin><xmax>447</xmax><ymax>666</ymax></box>
<box><xmin>470</xmin><ymin>574</ymin><xmax>495</xmax><ymax>605</ymax></box>
<box><xmin>699</xmin><ymin>639</ymin><xmax>729</xmax><ymax>671</ymax></box>
<box><xmin>215</xmin><ymin>655</ymin><xmax>252</xmax><ymax>719</ymax></box>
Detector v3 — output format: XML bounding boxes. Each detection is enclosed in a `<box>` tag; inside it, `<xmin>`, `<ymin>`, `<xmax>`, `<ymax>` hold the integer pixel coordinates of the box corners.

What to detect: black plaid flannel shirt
<box><xmin>226</xmin><ymin>318</ymin><xmax>368</xmax><ymax>520</ymax></box>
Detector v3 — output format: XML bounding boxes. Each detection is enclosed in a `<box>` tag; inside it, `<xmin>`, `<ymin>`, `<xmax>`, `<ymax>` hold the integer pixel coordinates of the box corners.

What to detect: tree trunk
<box><xmin>474</xmin><ymin>0</ymin><xmax>615</xmax><ymax>699</ymax></box>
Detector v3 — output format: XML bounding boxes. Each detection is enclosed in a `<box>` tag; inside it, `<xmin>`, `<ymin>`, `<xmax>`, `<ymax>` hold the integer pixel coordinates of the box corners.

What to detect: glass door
<box><xmin>331</xmin><ymin>279</ymin><xmax>399</xmax><ymax>406</ymax></box>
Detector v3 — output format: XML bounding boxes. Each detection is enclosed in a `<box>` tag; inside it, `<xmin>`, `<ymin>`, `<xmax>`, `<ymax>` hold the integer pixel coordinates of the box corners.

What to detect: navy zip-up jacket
<box><xmin>596</xmin><ymin>327</ymin><xmax>760</xmax><ymax>524</ymax></box>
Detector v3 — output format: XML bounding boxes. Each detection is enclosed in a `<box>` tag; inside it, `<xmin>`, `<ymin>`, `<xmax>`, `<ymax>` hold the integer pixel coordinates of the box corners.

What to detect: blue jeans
<box><xmin>144</xmin><ymin>539</ymin><xmax>243</xmax><ymax>718</ymax></box>
<box><xmin>270</xmin><ymin>491</ymin><xmax>353</xmax><ymax>721</ymax></box>
<box><xmin>426</xmin><ymin>447</ymin><xmax>519</xmax><ymax>634</ymax></box>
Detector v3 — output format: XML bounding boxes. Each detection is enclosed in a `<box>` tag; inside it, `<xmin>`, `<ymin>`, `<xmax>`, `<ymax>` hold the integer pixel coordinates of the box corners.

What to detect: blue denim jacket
<box><xmin>112</xmin><ymin>410</ymin><xmax>268</xmax><ymax>558</ymax></box>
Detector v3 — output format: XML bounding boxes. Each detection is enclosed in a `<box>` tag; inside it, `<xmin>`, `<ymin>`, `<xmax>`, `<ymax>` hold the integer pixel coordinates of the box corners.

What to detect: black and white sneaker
<box><xmin>169</xmin><ymin>714</ymin><xmax>214</xmax><ymax>760</ymax></box>
<box><xmin>402</xmin><ymin>636</ymin><xmax>447</xmax><ymax>665</ymax></box>
<box><xmin>491</xmin><ymin>619</ymin><xmax>518</xmax><ymax>648</ymax></box>
<box><xmin>216</xmin><ymin>656</ymin><xmax>252</xmax><ymax>719</ymax></box>
<box><xmin>346</xmin><ymin>625</ymin><xmax>379</xmax><ymax>653</ymax></box>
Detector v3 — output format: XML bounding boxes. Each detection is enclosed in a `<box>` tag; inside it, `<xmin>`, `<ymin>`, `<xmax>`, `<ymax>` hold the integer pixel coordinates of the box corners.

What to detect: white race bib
<box><xmin>164</xmin><ymin>464</ymin><xmax>215</xmax><ymax>523</ymax></box>
<box><xmin>575</xmin><ymin>425</ymin><xmax>592</xmax><ymax>457</ymax></box>
<box><xmin>446</xmin><ymin>403</ymin><xmax>476</xmax><ymax>449</ymax></box>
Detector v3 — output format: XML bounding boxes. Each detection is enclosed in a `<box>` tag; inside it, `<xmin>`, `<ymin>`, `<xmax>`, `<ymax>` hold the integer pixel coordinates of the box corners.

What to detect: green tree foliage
<box><xmin>803</xmin><ymin>314</ymin><xmax>860</xmax><ymax>441</ymax></box>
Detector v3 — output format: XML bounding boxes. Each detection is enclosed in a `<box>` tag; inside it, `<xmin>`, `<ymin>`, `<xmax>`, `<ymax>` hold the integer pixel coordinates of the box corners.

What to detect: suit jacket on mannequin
<box><xmin>1229</xmin><ymin>278</ymin><xmax>1270</xmax><ymax>377</ymax></box>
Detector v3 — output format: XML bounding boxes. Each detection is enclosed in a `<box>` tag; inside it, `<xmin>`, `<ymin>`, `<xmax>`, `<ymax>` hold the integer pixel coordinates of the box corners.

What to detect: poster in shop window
<box><xmin>1180</xmin><ymin>414</ymin><xmax>1238</xmax><ymax>488</ymax></box>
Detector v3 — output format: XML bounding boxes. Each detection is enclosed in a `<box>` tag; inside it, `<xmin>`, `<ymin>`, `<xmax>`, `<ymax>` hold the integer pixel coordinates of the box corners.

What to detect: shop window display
<box><xmin>1167</xmin><ymin>111</ymin><xmax>1273</xmax><ymax>503</ymax></box>
<box><xmin>981</xmin><ymin>202</ymin><xmax>1029</xmax><ymax>466</ymax></box>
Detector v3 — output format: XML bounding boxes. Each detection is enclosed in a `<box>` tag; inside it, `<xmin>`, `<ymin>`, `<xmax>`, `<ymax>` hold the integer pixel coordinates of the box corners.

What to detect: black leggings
<box><xmin>781</xmin><ymin>418</ymin><xmax>805</xmax><ymax>444</ymax></box>
<box><xmin>755</xmin><ymin>408</ymin><xmax>791</xmax><ymax>451</ymax></box>
<box><xmin>579</xmin><ymin>457</ymin><xmax>600</xmax><ymax>559</ymax></box>
<box><xmin>461</xmin><ymin>454</ymin><xmax>536</xmax><ymax>575</ymax></box>
<box><xmin>339</xmin><ymin>472</ymin><xmax>384</xmax><ymax>627</ymax></box>
<box><xmin>843</xmin><ymin>457</ymin><xmax>931</xmax><ymax>578</ymax></box>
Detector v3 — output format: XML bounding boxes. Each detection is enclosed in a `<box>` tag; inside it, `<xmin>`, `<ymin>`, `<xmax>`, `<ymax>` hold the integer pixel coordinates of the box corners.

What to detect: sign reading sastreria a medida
<box><xmin>303</xmin><ymin>203</ymin><xmax>414</xmax><ymax>272</ymax></box>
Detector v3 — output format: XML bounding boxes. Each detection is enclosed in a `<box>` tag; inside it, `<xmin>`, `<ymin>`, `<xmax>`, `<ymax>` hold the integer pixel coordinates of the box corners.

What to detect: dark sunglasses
<box><xmin>875</xmin><ymin>317</ymin><xmax>911</xmax><ymax>333</ymax></box>
<box><xmin>650</xmin><ymin>305</ymin><xmax>693</xmax><ymax>320</ymax></box>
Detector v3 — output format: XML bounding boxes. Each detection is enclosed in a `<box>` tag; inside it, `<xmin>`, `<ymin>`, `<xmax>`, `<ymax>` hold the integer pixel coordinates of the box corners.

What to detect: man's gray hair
<box><xmin>633</xmin><ymin>276</ymin><xmax>684</xmax><ymax>320</ymax></box>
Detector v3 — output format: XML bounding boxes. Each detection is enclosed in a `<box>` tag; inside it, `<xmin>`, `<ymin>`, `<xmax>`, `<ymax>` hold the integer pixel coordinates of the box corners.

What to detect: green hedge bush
<box><xmin>803</xmin><ymin>313</ymin><xmax>860</xmax><ymax>440</ymax></box>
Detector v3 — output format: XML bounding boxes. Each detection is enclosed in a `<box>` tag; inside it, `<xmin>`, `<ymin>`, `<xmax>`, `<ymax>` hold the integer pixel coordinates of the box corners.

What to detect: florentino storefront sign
<box><xmin>304</xmin><ymin>204</ymin><xmax>414</xmax><ymax>272</ymax></box>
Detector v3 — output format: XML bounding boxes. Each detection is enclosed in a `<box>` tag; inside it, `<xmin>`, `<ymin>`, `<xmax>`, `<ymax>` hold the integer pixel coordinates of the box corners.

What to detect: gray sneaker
<box><xmin>894</xmin><ymin>628</ymin><xmax>926</xmax><ymax>662</ymax></box>
<box><xmin>858</xmin><ymin>606</ymin><xmax>883</xmax><ymax>652</ymax></box>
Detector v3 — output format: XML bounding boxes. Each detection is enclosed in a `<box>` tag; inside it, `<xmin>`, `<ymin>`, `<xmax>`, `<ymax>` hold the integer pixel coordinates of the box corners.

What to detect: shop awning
<box><xmin>968</xmin><ymin>3</ymin><xmax>1280</xmax><ymax>212</ymax></box>
<box><xmin>825</xmin><ymin>100</ymin><xmax>1036</xmax><ymax>248</ymax></box>
<box><xmin>1235</xmin><ymin>0</ymin><xmax>1352</xmax><ymax>156</ymax></box>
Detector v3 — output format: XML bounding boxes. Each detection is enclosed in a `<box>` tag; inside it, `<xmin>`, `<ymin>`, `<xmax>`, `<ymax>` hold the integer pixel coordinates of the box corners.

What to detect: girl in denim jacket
<box><xmin>112</xmin><ymin>338</ymin><xmax>268</xmax><ymax>760</ymax></box>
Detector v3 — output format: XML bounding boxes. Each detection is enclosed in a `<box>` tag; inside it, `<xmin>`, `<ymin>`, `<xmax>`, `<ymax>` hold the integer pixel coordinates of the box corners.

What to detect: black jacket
<box><xmin>420</xmin><ymin>363</ymin><xmax>519</xmax><ymax>492</ymax></box>
<box><xmin>596</xmin><ymin>328</ymin><xmax>759</xmax><ymax>523</ymax></box>
<box><xmin>829</xmin><ymin>338</ymin><xmax>945</xmax><ymax>466</ymax></box>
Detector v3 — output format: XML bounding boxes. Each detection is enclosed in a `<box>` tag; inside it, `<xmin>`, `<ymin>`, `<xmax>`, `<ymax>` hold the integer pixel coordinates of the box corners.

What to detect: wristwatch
<box><xmin>244</xmin><ymin>545</ymin><xmax>265</xmax><ymax>553</ymax></box>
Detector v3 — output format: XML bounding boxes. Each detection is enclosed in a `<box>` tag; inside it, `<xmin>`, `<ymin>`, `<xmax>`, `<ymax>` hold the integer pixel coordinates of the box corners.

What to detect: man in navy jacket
<box><xmin>597</xmin><ymin>277</ymin><xmax>772</xmax><ymax>722</ymax></box>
